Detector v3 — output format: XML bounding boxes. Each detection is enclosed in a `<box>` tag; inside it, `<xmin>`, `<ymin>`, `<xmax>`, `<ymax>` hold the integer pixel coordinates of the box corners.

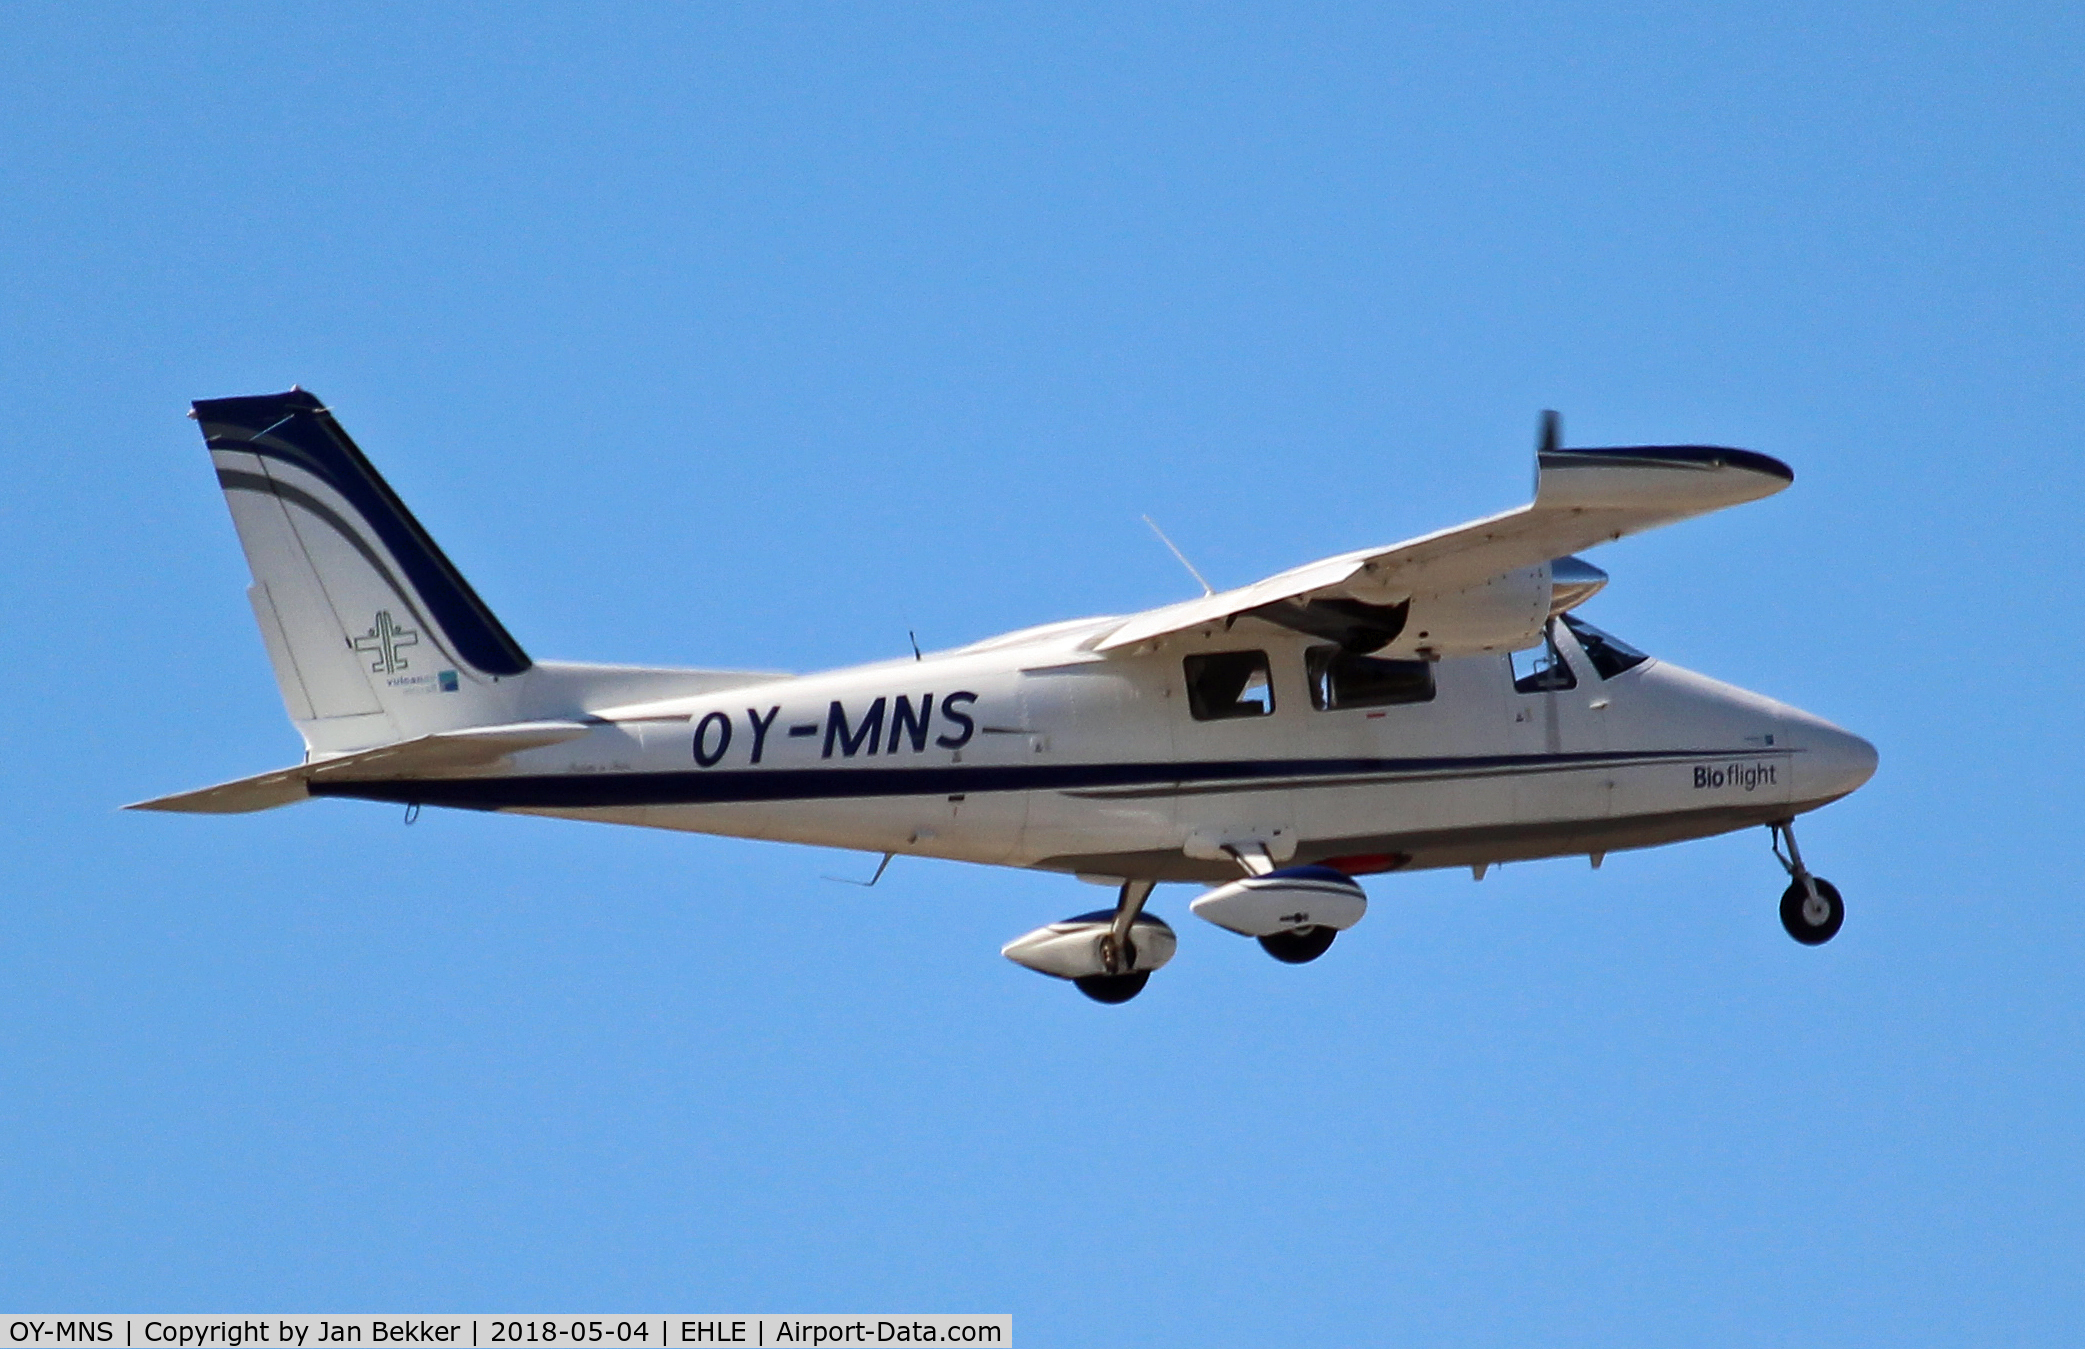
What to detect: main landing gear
<box><xmin>1191</xmin><ymin>848</ymin><xmax>1369</xmax><ymax>966</ymax></box>
<box><xmin>1001</xmin><ymin>849</ymin><xmax>1369</xmax><ymax>1003</ymax></box>
<box><xmin>1258</xmin><ymin>925</ymin><xmax>1339</xmax><ymax>964</ymax></box>
<box><xmin>999</xmin><ymin>879</ymin><xmax>1177</xmax><ymax>1005</ymax></box>
<box><xmin>1770</xmin><ymin>819</ymin><xmax>1844</xmax><ymax>945</ymax></box>
<box><xmin>1076</xmin><ymin>878</ymin><xmax>1159</xmax><ymax>1005</ymax></box>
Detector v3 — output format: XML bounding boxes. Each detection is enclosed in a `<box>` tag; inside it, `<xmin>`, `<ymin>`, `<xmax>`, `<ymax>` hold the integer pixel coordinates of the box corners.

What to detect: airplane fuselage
<box><xmin>313</xmin><ymin>613</ymin><xmax>1876</xmax><ymax>884</ymax></box>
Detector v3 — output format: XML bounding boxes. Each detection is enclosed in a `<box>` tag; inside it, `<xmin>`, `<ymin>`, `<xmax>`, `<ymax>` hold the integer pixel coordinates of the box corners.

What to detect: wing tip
<box><xmin>1540</xmin><ymin>444</ymin><xmax>1794</xmax><ymax>486</ymax></box>
<box><xmin>123</xmin><ymin>775</ymin><xmax>312</xmax><ymax>814</ymax></box>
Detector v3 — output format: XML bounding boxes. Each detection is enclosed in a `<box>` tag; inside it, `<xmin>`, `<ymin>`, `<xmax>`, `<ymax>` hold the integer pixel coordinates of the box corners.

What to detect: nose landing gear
<box><xmin>1770</xmin><ymin>820</ymin><xmax>1844</xmax><ymax>945</ymax></box>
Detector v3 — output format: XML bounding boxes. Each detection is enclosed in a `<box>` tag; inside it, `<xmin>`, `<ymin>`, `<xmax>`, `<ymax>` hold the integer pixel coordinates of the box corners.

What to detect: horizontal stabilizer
<box><xmin>126</xmin><ymin>720</ymin><xmax>593</xmax><ymax>814</ymax></box>
<box><xmin>125</xmin><ymin>766</ymin><xmax>314</xmax><ymax>814</ymax></box>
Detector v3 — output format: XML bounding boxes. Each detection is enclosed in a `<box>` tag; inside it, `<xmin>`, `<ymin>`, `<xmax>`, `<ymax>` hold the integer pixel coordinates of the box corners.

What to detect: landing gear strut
<box><xmin>1075</xmin><ymin>878</ymin><xmax>1158</xmax><ymax>1004</ymax></box>
<box><xmin>1770</xmin><ymin>819</ymin><xmax>1844</xmax><ymax>945</ymax></box>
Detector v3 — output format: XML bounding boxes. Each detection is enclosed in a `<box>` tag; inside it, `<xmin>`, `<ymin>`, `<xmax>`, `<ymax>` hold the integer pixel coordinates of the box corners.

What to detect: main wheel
<box><xmin>1258</xmin><ymin>925</ymin><xmax>1338</xmax><ymax>964</ymax></box>
<box><xmin>1779</xmin><ymin>877</ymin><xmax>1844</xmax><ymax>945</ymax></box>
<box><xmin>1074</xmin><ymin>971</ymin><xmax>1151</xmax><ymax>1003</ymax></box>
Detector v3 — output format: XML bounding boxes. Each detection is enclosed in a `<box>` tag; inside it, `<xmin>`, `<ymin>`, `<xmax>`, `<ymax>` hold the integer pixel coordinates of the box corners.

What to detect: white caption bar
<box><xmin>0</xmin><ymin>1320</ymin><xmax>1009</xmax><ymax>1349</ymax></box>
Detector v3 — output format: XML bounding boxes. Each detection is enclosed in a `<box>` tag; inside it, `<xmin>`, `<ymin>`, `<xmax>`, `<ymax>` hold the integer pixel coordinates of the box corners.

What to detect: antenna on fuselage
<box><xmin>1141</xmin><ymin>515</ymin><xmax>1215</xmax><ymax>597</ymax></box>
<box><xmin>823</xmin><ymin>852</ymin><xmax>895</xmax><ymax>887</ymax></box>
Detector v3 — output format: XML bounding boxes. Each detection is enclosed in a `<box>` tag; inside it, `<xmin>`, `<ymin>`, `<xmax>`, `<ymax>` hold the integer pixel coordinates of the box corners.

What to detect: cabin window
<box><xmin>1306</xmin><ymin>646</ymin><xmax>1436</xmax><ymax>710</ymax></box>
<box><xmin>1511</xmin><ymin>621</ymin><xmax>1578</xmax><ymax>692</ymax></box>
<box><xmin>1559</xmin><ymin>613</ymin><xmax>1649</xmax><ymax>680</ymax></box>
<box><xmin>1184</xmin><ymin>650</ymin><xmax>1276</xmax><ymax>720</ymax></box>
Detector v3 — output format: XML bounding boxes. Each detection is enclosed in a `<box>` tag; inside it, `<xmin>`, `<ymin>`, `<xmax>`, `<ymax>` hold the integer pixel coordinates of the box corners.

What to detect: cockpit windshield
<box><xmin>1559</xmin><ymin>613</ymin><xmax>1650</xmax><ymax>679</ymax></box>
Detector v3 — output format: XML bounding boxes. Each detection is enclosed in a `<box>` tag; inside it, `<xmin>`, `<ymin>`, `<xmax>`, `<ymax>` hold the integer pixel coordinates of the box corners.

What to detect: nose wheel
<box><xmin>1779</xmin><ymin>877</ymin><xmax>1844</xmax><ymax>945</ymax></box>
<box><xmin>1770</xmin><ymin>820</ymin><xmax>1844</xmax><ymax>945</ymax></box>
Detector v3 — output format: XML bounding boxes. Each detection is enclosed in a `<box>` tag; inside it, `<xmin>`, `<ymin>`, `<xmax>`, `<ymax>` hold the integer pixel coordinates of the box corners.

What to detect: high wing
<box><xmin>1096</xmin><ymin>424</ymin><xmax>1793</xmax><ymax>657</ymax></box>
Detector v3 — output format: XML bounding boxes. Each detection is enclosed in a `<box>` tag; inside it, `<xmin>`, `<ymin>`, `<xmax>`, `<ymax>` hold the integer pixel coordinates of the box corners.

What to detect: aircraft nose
<box><xmin>1784</xmin><ymin>711</ymin><xmax>1878</xmax><ymax>802</ymax></box>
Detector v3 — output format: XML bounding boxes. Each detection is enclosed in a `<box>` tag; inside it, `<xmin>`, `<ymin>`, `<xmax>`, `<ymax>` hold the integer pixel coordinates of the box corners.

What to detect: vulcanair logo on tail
<box><xmin>353</xmin><ymin>609</ymin><xmax>461</xmax><ymax>696</ymax></box>
<box><xmin>353</xmin><ymin>610</ymin><xmax>420</xmax><ymax>674</ymax></box>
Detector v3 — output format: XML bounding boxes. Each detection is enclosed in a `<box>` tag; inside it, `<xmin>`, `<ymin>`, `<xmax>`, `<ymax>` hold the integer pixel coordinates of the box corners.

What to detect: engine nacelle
<box><xmin>1377</xmin><ymin>562</ymin><xmax>1552</xmax><ymax>658</ymax></box>
<box><xmin>1001</xmin><ymin>909</ymin><xmax>1178</xmax><ymax>979</ymax></box>
<box><xmin>1188</xmin><ymin>865</ymin><xmax>1369</xmax><ymax>937</ymax></box>
<box><xmin>1243</xmin><ymin>555</ymin><xmax>1605</xmax><ymax>656</ymax></box>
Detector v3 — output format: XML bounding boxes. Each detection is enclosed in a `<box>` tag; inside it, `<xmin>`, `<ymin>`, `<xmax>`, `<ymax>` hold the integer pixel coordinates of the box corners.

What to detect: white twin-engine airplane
<box><xmin>135</xmin><ymin>389</ymin><xmax>1877</xmax><ymax>1003</ymax></box>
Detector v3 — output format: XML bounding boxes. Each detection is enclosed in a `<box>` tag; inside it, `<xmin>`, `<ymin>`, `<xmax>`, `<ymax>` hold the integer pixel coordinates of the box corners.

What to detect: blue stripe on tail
<box><xmin>192</xmin><ymin>389</ymin><xmax>532</xmax><ymax>677</ymax></box>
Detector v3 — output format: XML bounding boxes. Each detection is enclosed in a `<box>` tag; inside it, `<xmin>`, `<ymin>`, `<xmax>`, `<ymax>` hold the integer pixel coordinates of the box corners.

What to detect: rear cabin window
<box><xmin>1511</xmin><ymin>621</ymin><xmax>1578</xmax><ymax>693</ymax></box>
<box><xmin>1559</xmin><ymin>613</ymin><xmax>1650</xmax><ymax>679</ymax></box>
<box><xmin>1307</xmin><ymin>646</ymin><xmax>1436</xmax><ymax>710</ymax></box>
<box><xmin>1184</xmin><ymin>651</ymin><xmax>1276</xmax><ymax>720</ymax></box>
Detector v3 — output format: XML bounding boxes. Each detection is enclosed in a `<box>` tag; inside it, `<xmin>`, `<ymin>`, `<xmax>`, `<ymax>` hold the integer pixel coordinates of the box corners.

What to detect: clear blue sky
<box><xmin>3</xmin><ymin>3</ymin><xmax>2080</xmax><ymax>1342</ymax></box>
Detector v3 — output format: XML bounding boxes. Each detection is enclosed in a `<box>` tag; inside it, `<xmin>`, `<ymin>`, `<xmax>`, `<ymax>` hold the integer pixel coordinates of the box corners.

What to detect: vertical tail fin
<box><xmin>194</xmin><ymin>389</ymin><xmax>532</xmax><ymax>754</ymax></box>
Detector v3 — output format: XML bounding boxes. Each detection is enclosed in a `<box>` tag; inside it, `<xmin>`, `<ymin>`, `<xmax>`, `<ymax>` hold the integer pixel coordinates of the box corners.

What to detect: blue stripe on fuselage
<box><xmin>306</xmin><ymin>747</ymin><xmax>1788</xmax><ymax>810</ymax></box>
